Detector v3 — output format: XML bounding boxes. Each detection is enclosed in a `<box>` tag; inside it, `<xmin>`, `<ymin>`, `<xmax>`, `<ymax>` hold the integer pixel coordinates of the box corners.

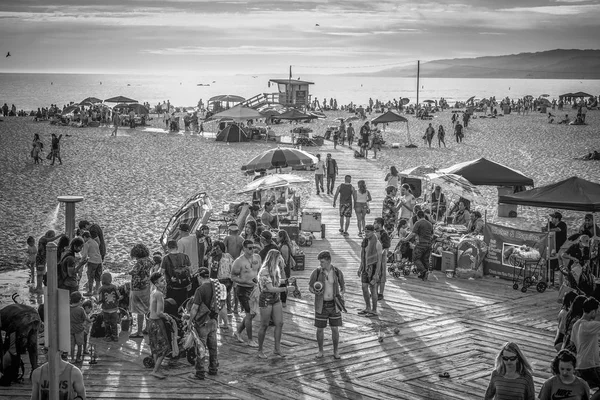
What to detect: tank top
<box><xmin>39</xmin><ymin>362</ymin><xmax>77</xmax><ymax>400</ymax></box>
<box><xmin>387</xmin><ymin>175</ymin><xmax>399</xmax><ymax>188</ymax></box>
<box><xmin>356</xmin><ymin>190</ymin><xmax>369</xmax><ymax>203</ymax></box>
<box><xmin>339</xmin><ymin>183</ymin><xmax>354</xmax><ymax>204</ymax></box>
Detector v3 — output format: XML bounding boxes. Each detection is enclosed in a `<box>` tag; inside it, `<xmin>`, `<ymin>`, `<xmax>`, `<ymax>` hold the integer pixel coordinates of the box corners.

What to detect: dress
<box><xmin>382</xmin><ymin>194</ymin><xmax>398</xmax><ymax>234</ymax></box>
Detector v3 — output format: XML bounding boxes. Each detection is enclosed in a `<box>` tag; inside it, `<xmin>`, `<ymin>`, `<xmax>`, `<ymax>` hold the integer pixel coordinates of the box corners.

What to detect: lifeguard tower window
<box><xmin>269</xmin><ymin>79</ymin><xmax>314</xmax><ymax>107</ymax></box>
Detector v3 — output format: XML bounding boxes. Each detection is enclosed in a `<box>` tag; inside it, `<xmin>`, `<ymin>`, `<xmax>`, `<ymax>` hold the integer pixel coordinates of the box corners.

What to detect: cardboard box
<box><xmin>441</xmin><ymin>251</ymin><xmax>456</xmax><ymax>272</ymax></box>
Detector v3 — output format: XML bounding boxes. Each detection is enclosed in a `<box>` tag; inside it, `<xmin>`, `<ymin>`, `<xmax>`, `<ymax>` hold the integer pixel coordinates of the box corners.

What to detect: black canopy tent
<box><xmin>498</xmin><ymin>176</ymin><xmax>600</xmax><ymax>212</ymax></box>
<box><xmin>215</xmin><ymin>124</ymin><xmax>249</xmax><ymax>142</ymax></box>
<box><xmin>439</xmin><ymin>157</ymin><xmax>534</xmax><ymax>187</ymax></box>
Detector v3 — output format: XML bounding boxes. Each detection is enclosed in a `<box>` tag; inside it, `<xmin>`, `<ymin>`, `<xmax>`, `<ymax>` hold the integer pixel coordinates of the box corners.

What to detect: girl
<box><xmin>256</xmin><ymin>249</ymin><xmax>288</xmax><ymax>359</ymax></box>
<box><xmin>484</xmin><ymin>342</ymin><xmax>535</xmax><ymax>400</ymax></box>
<box><xmin>384</xmin><ymin>166</ymin><xmax>399</xmax><ymax>189</ymax></box>
<box><xmin>437</xmin><ymin>125</ymin><xmax>446</xmax><ymax>148</ymax></box>
<box><xmin>539</xmin><ymin>350</ymin><xmax>590</xmax><ymax>400</ymax></box>
<box><xmin>354</xmin><ymin>180</ymin><xmax>372</xmax><ymax>237</ymax></box>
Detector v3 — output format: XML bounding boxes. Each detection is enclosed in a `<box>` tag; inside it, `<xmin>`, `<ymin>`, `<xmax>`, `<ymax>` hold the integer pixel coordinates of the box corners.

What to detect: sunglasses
<box><xmin>502</xmin><ymin>356</ymin><xmax>518</xmax><ymax>362</ymax></box>
<box><xmin>244</xmin><ymin>245</ymin><xmax>254</xmax><ymax>250</ymax></box>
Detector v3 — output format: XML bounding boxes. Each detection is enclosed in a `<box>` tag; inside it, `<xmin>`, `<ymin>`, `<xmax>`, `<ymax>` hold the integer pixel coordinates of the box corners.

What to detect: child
<box><xmin>397</xmin><ymin>219</ymin><xmax>409</xmax><ymax>240</ymax></box>
<box><xmin>151</xmin><ymin>252</ymin><xmax>163</xmax><ymax>275</ymax></box>
<box><xmin>82</xmin><ymin>299</ymin><xmax>93</xmax><ymax>355</ymax></box>
<box><xmin>218</xmin><ymin>282</ymin><xmax>229</xmax><ymax>330</ymax></box>
<box><xmin>26</xmin><ymin>236</ymin><xmax>37</xmax><ymax>285</ymax></box>
<box><xmin>70</xmin><ymin>291</ymin><xmax>90</xmax><ymax>363</ymax></box>
<box><xmin>98</xmin><ymin>272</ymin><xmax>120</xmax><ymax>342</ymax></box>
<box><xmin>332</xmin><ymin>130</ymin><xmax>339</xmax><ymax>149</ymax></box>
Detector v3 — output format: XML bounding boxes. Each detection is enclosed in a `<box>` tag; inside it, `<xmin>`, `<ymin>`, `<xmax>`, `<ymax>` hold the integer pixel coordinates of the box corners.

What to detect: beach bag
<box><xmin>46</xmin><ymin>151</ymin><xmax>52</xmax><ymax>160</ymax></box>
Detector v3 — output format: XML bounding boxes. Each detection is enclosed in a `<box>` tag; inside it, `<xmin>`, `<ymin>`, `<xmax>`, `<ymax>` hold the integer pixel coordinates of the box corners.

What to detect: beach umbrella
<box><xmin>466</xmin><ymin>96</ymin><xmax>475</xmax><ymax>103</ymax></box>
<box><xmin>241</xmin><ymin>147</ymin><xmax>318</xmax><ymax>171</ymax></box>
<box><xmin>401</xmin><ymin>98</ymin><xmax>410</xmax><ymax>105</ymax></box>
<box><xmin>61</xmin><ymin>105</ymin><xmax>80</xmax><ymax>115</ymax></box>
<box><xmin>79</xmin><ymin>97</ymin><xmax>103</xmax><ymax>105</ymax></box>
<box><xmin>426</xmin><ymin>173</ymin><xmax>484</xmax><ymax>202</ymax></box>
<box><xmin>277</xmin><ymin>109</ymin><xmax>317</xmax><ymax>121</ymax></box>
<box><xmin>207</xmin><ymin>104</ymin><xmax>262</xmax><ymax>121</ymax></box>
<box><xmin>209</xmin><ymin>94</ymin><xmax>245</xmax><ymax>103</ymax></box>
<box><xmin>105</xmin><ymin>96</ymin><xmax>137</xmax><ymax>103</ymax></box>
<box><xmin>345</xmin><ymin>116</ymin><xmax>360</xmax><ymax>122</ymax></box>
<box><xmin>571</xmin><ymin>91</ymin><xmax>593</xmax><ymax>98</ymax></box>
<box><xmin>260</xmin><ymin>109</ymin><xmax>281</xmax><ymax>118</ymax></box>
<box><xmin>112</xmin><ymin>103</ymin><xmax>129</xmax><ymax>111</ymax></box>
<box><xmin>237</xmin><ymin>174</ymin><xmax>310</xmax><ymax>194</ymax></box>
<box><xmin>400</xmin><ymin>165</ymin><xmax>438</xmax><ymax>177</ymax></box>
<box><xmin>539</xmin><ymin>98</ymin><xmax>552</xmax><ymax>107</ymax></box>
<box><xmin>129</xmin><ymin>103</ymin><xmax>149</xmax><ymax>115</ymax></box>
<box><xmin>423</xmin><ymin>100</ymin><xmax>435</xmax><ymax>104</ymax></box>
<box><xmin>540</xmin><ymin>94</ymin><xmax>550</xmax><ymax>97</ymax></box>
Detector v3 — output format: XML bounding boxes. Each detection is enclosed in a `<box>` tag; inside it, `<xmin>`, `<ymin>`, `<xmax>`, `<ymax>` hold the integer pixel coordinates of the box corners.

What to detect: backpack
<box><xmin>0</xmin><ymin>346</ymin><xmax>25</xmax><ymax>386</ymax></box>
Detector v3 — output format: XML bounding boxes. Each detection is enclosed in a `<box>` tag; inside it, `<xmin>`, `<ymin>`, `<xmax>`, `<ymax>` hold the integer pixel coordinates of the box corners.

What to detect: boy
<box><xmin>79</xmin><ymin>230</ymin><xmax>103</xmax><ymax>296</ymax></box>
<box><xmin>26</xmin><ymin>236</ymin><xmax>37</xmax><ymax>285</ymax></box>
<box><xmin>98</xmin><ymin>272</ymin><xmax>120</xmax><ymax>342</ymax></box>
<box><xmin>70</xmin><ymin>291</ymin><xmax>90</xmax><ymax>363</ymax></box>
<box><xmin>81</xmin><ymin>299</ymin><xmax>93</xmax><ymax>355</ymax></box>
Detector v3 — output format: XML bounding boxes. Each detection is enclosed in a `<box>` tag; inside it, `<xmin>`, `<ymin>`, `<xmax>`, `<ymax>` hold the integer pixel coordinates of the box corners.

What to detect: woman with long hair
<box><xmin>555</xmin><ymin>291</ymin><xmax>578</xmax><ymax>351</ymax></box>
<box><xmin>256</xmin><ymin>249</ymin><xmax>288</xmax><ymax>359</ymax></box>
<box><xmin>128</xmin><ymin>243</ymin><xmax>154</xmax><ymax>339</ymax></box>
<box><xmin>277</xmin><ymin>230</ymin><xmax>295</xmax><ymax>308</ymax></box>
<box><xmin>384</xmin><ymin>166</ymin><xmax>399</xmax><ymax>189</ymax></box>
<box><xmin>242</xmin><ymin>221</ymin><xmax>261</xmax><ymax>252</ymax></box>
<box><xmin>539</xmin><ymin>349</ymin><xmax>590</xmax><ymax>400</ymax></box>
<box><xmin>484</xmin><ymin>342</ymin><xmax>535</xmax><ymax>400</ymax></box>
<box><xmin>562</xmin><ymin>294</ymin><xmax>587</xmax><ymax>353</ymax></box>
<box><xmin>354</xmin><ymin>180</ymin><xmax>372</xmax><ymax>237</ymax></box>
<box><xmin>437</xmin><ymin>125</ymin><xmax>446</xmax><ymax>148</ymax></box>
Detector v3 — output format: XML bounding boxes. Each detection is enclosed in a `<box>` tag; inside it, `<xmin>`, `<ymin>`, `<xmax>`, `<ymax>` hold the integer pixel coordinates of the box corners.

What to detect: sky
<box><xmin>0</xmin><ymin>0</ymin><xmax>599</xmax><ymax>76</ymax></box>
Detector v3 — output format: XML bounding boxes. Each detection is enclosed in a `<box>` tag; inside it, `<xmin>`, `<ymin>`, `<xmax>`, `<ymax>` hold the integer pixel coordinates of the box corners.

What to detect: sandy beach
<box><xmin>1</xmin><ymin>107</ymin><xmax>599</xmax><ymax>291</ymax></box>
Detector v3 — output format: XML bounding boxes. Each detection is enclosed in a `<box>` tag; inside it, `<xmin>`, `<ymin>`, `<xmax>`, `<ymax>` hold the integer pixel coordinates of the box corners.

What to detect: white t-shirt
<box><xmin>399</xmin><ymin>193</ymin><xmax>415</xmax><ymax>219</ymax></box>
<box><xmin>572</xmin><ymin>318</ymin><xmax>600</xmax><ymax>369</ymax></box>
<box><xmin>315</xmin><ymin>160</ymin><xmax>325</xmax><ymax>175</ymax></box>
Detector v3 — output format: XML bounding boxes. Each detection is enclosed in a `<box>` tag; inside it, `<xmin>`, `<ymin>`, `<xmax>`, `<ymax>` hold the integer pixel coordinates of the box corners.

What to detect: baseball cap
<box><xmin>198</xmin><ymin>267</ymin><xmax>210</xmax><ymax>278</ymax></box>
<box><xmin>261</xmin><ymin>231</ymin><xmax>272</xmax><ymax>241</ymax></box>
<box><xmin>549</xmin><ymin>212</ymin><xmax>562</xmax><ymax>220</ymax></box>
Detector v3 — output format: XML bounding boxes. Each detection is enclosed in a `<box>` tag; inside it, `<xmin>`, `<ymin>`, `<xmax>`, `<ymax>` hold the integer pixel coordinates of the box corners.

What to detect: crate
<box><xmin>441</xmin><ymin>251</ymin><xmax>456</xmax><ymax>272</ymax></box>
<box><xmin>293</xmin><ymin>254</ymin><xmax>305</xmax><ymax>271</ymax></box>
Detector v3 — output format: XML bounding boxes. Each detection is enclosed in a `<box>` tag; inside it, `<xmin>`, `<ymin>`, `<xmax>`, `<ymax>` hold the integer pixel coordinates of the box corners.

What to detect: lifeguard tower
<box><xmin>242</xmin><ymin>78</ymin><xmax>314</xmax><ymax>109</ymax></box>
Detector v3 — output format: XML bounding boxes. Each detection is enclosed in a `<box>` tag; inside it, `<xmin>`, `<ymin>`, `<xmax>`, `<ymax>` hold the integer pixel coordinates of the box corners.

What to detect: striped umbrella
<box><xmin>241</xmin><ymin>147</ymin><xmax>318</xmax><ymax>171</ymax></box>
<box><xmin>426</xmin><ymin>173</ymin><xmax>484</xmax><ymax>201</ymax></box>
<box><xmin>237</xmin><ymin>174</ymin><xmax>310</xmax><ymax>194</ymax></box>
<box><xmin>400</xmin><ymin>165</ymin><xmax>437</xmax><ymax>177</ymax></box>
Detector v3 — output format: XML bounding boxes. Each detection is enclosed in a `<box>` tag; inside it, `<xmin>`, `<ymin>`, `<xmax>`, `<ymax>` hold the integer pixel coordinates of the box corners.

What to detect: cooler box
<box><xmin>431</xmin><ymin>253</ymin><xmax>442</xmax><ymax>271</ymax></box>
<box><xmin>293</xmin><ymin>254</ymin><xmax>305</xmax><ymax>271</ymax></box>
<box><xmin>301</xmin><ymin>209</ymin><xmax>322</xmax><ymax>232</ymax></box>
<box><xmin>441</xmin><ymin>251</ymin><xmax>456</xmax><ymax>272</ymax></box>
<box><xmin>279</xmin><ymin>224</ymin><xmax>300</xmax><ymax>243</ymax></box>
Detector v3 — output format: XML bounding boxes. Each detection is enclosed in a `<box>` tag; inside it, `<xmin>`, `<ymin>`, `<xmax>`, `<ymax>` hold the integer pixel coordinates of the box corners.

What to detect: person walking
<box><xmin>374</xmin><ymin>217</ymin><xmax>391</xmax><ymax>300</ymax></box>
<box><xmin>256</xmin><ymin>249</ymin><xmax>289</xmax><ymax>359</ymax></box>
<box><xmin>160</xmin><ymin>240</ymin><xmax>192</xmax><ymax>308</ymax></box>
<box><xmin>539</xmin><ymin>350</ymin><xmax>590</xmax><ymax>400</ymax></box>
<box><xmin>128</xmin><ymin>244</ymin><xmax>153</xmax><ymax>339</ymax></box>
<box><xmin>484</xmin><ymin>342</ymin><xmax>535</xmax><ymax>400</ymax></box>
<box><xmin>424</xmin><ymin>123</ymin><xmax>435</xmax><ymax>148</ymax></box>
<box><xmin>112</xmin><ymin>111</ymin><xmax>120</xmax><ymax>136</ymax></box>
<box><xmin>358</xmin><ymin>225</ymin><xmax>382</xmax><ymax>317</ymax></box>
<box><xmin>333</xmin><ymin>175</ymin><xmax>357</xmax><ymax>237</ymax></box>
<box><xmin>231</xmin><ymin>239</ymin><xmax>261</xmax><ymax>347</ymax></box>
<box><xmin>308</xmin><ymin>251</ymin><xmax>345</xmax><ymax>359</ymax></box>
<box><xmin>437</xmin><ymin>125</ymin><xmax>446</xmax><ymax>148</ymax></box>
<box><xmin>346</xmin><ymin>123</ymin><xmax>355</xmax><ymax>149</ymax></box>
<box><xmin>147</xmin><ymin>272</ymin><xmax>172</xmax><ymax>379</ymax></box>
<box><xmin>325</xmin><ymin>153</ymin><xmax>338</xmax><ymax>195</ymax></box>
<box><xmin>403</xmin><ymin>210</ymin><xmax>433</xmax><ymax>281</ymax></box>
<box><xmin>454</xmin><ymin>122</ymin><xmax>464</xmax><ymax>143</ymax></box>
<box><xmin>384</xmin><ymin>166</ymin><xmax>399</xmax><ymax>189</ymax></box>
<box><xmin>354</xmin><ymin>180</ymin><xmax>372</xmax><ymax>237</ymax></box>
<box><xmin>314</xmin><ymin>154</ymin><xmax>325</xmax><ymax>195</ymax></box>
<box><xmin>359</xmin><ymin>121</ymin><xmax>370</xmax><ymax>158</ymax></box>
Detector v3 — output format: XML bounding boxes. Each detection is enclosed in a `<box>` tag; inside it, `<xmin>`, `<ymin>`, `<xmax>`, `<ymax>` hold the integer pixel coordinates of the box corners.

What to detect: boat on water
<box><xmin>197</xmin><ymin>84</ymin><xmax>210</xmax><ymax>86</ymax></box>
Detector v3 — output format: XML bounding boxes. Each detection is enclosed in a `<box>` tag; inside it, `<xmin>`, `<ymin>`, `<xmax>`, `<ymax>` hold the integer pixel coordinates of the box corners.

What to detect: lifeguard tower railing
<box><xmin>241</xmin><ymin>93</ymin><xmax>312</xmax><ymax>109</ymax></box>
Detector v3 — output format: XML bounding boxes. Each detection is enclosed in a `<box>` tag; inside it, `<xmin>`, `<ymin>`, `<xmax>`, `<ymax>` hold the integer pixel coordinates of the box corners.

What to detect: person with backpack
<box><xmin>308</xmin><ymin>251</ymin><xmax>346</xmax><ymax>359</ymax></box>
<box><xmin>188</xmin><ymin>268</ymin><xmax>219</xmax><ymax>380</ymax></box>
<box><xmin>160</xmin><ymin>240</ymin><xmax>192</xmax><ymax>308</ymax></box>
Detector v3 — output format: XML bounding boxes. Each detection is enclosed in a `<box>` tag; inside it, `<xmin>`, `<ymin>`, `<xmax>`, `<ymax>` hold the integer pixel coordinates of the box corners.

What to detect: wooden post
<box><xmin>416</xmin><ymin>60</ymin><xmax>420</xmax><ymax>115</ymax></box>
<box><xmin>46</xmin><ymin>243</ymin><xmax>60</xmax><ymax>400</ymax></box>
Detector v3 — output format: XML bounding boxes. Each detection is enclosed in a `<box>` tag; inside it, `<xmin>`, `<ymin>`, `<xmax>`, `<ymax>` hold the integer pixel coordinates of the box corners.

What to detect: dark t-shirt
<box><xmin>377</xmin><ymin>229</ymin><xmax>391</xmax><ymax>250</ymax></box>
<box><xmin>554</xmin><ymin>221</ymin><xmax>568</xmax><ymax>249</ymax></box>
<box><xmin>566</xmin><ymin>244</ymin><xmax>590</xmax><ymax>267</ymax></box>
<box><xmin>161</xmin><ymin>253</ymin><xmax>192</xmax><ymax>289</ymax></box>
<box><xmin>259</xmin><ymin>243</ymin><xmax>279</xmax><ymax>262</ymax></box>
<box><xmin>192</xmin><ymin>282</ymin><xmax>217</xmax><ymax>324</ymax></box>
<box><xmin>98</xmin><ymin>284</ymin><xmax>119</xmax><ymax>311</ymax></box>
<box><xmin>412</xmin><ymin>219</ymin><xmax>433</xmax><ymax>245</ymax></box>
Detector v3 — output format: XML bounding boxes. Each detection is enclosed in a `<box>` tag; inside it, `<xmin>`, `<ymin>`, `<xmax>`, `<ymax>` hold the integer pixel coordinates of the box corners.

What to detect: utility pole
<box><xmin>416</xmin><ymin>60</ymin><xmax>420</xmax><ymax>115</ymax></box>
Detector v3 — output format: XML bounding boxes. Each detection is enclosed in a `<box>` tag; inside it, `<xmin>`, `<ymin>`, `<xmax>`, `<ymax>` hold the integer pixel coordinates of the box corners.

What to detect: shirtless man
<box><xmin>308</xmin><ymin>251</ymin><xmax>346</xmax><ymax>359</ymax></box>
<box><xmin>147</xmin><ymin>272</ymin><xmax>171</xmax><ymax>379</ymax></box>
<box><xmin>231</xmin><ymin>240</ymin><xmax>262</xmax><ymax>347</ymax></box>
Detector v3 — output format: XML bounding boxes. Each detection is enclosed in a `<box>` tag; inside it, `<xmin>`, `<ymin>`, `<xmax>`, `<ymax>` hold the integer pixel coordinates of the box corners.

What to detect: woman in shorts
<box><xmin>354</xmin><ymin>180</ymin><xmax>372</xmax><ymax>237</ymax></box>
<box><xmin>256</xmin><ymin>249</ymin><xmax>288</xmax><ymax>359</ymax></box>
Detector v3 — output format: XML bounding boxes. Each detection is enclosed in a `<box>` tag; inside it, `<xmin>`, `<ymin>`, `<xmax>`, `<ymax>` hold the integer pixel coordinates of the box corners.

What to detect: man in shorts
<box><xmin>79</xmin><ymin>231</ymin><xmax>103</xmax><ymax>296</ymax></box>
<box><xmin>308</xmin><ymin>251</ymin><xmax>346</xmax><ymax>359</ymax></box>
<box><xmin>231</xmin><ymin>239</ymin><xmax>261</xmax><ymax>347</ymax></box>
<box><xmin>403</xmin><ymin>210</ymin><xmax>433</xmax><ymax>281</ymax></box>
<box><xmin>572</xmin><ymin>297</ymin><xmax>600</xmax><ymax>390</ymax></box>
<box><xmin>333</xmin><ymin>175</ymin><xmax>357</xmax><ymax>236</ymax></box>
<box><xmin>358</xmin><ymin>225</ymin><xmax>382</xmax><ymax>317</ymax></box>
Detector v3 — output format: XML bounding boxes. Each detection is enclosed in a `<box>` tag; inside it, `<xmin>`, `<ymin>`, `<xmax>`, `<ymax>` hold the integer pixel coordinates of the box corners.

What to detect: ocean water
<box><xmin>1</xmin><ymin>72</ymin><xmax>600</xmax><ymax>111</ymax></box>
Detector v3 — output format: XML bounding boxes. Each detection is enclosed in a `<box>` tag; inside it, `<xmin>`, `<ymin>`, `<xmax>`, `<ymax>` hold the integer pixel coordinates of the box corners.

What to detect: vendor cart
<box><xmin>509</xmin><ymin>254</ymin><xmax>547</xmax><ymax>293</ymax></box>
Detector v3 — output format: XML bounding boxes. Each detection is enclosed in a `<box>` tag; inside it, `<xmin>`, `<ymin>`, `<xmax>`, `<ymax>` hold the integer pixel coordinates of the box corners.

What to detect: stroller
<box><xmin>387</xmin><ymin>239</ymin><xmax>418</xmax><ymax>278</ymax></box>
<box><xmin>142</xmin><ymin>298</ymin><xmax>189</xmax><ymax>368</ymax></box>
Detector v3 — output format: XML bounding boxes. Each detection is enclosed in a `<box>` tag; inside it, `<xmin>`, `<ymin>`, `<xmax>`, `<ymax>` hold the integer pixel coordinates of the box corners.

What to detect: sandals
<box><xmin>358</xmin><ymin>309</ymin><xmax>369</xmax><ymax>315</ymax></box>
<box><xmin>439</xmin><ymin>372</ymin><xmax>450</xmax><ymax>378</ymax></box>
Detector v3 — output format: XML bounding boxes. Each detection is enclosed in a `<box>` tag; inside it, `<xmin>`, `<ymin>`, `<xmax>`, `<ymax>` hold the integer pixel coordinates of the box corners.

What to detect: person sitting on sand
<box><xmin>558</xmin><ymin>114</ymin><xmax>570</xmax><ymax>125</ymax></box>
<box><xmin>547</xmin><ymin>112</ymin><xmax>554</xmax><ymax>124</ymax></box>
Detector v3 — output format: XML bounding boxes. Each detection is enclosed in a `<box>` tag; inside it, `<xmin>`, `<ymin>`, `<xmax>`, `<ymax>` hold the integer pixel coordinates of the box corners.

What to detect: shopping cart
<box><xmin>510</xmin><ymin>254</ymin><xmax>547</xmax><ymax>293</ymax></box>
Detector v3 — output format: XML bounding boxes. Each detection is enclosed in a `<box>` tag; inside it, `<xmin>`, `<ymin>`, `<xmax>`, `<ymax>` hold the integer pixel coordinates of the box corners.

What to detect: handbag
<box><xmin>366</xmin><ymin>203</ymin><xmax>370</xmax><ymax>214</ymax></box>
<box><xmin>46</xmin><ymin>151</ymin><xmax>53</xmax><ymax>160</ymax></box>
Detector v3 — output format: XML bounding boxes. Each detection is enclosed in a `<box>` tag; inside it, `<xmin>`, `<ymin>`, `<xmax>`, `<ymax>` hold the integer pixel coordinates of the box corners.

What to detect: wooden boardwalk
<box><xmin>4</xmin><ymin>141</ymin><xmax>560</xmax><ymax>399</ymax></box>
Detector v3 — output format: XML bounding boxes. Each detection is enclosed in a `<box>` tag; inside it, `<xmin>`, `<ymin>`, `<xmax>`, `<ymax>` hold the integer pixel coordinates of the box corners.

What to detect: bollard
<box><xmin>57</xmin><ymin>196</ymin><xmax>84</xmax><ymax>239</ymax></box>
<box><xmin>46</xmin><ymin>243</ymin><xmax>60</xmax><ymax>400</ymax></box>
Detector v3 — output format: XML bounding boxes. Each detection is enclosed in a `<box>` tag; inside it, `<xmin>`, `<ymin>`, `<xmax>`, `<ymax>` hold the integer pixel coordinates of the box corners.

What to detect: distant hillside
<box><xmin>366</xmin><ymin>49</ymin><xmax>600</xmax><ymax>79</ymax></box>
